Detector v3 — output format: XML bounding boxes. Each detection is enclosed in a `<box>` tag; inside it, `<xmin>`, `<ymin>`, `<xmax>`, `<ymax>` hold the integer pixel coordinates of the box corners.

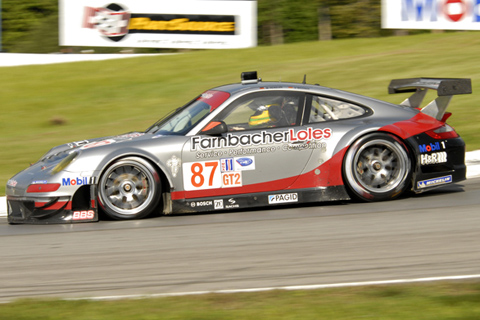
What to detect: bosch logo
<box><xmin>195</xmin><ymin>201</ymin><xmax>213</xmax><ymax>207</ymax></box>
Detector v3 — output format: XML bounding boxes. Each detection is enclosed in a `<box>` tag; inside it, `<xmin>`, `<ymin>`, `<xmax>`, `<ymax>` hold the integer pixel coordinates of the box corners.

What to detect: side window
<box><xmin>309</xmin><ymin>96</ymin><xmax>366</xmax><ymax>123</ymax></box>
<box><xmin>219</xmin><ymin>92</ymin><xmax>301</xmax><ymax>131</ymax></box>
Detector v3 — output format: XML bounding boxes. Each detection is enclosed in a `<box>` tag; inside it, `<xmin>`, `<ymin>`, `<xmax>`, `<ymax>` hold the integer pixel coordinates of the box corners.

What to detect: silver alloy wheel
<box><xmin>344</xmin><ymin>133</ymin><xmax>410</xmax><ymax>201</ymax></box>
<box><xmin>99</xmin><ymin>157</ymin><xmax>160</xmax><ymax>219</ymax></box>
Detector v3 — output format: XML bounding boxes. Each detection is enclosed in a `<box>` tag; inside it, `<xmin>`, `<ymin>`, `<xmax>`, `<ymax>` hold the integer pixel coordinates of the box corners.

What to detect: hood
<box><xmin>39</xmin><ymin>132</ymin><xmax>146</xmax><ymax>161</ymax></box>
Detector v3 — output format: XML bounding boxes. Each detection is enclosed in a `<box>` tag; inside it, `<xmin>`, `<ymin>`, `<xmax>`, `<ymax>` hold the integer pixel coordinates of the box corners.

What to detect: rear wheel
<box><xmin>98</xmin><ymin>157</ymin><xmax>161</xmax><ymax>220</ymax></box>
<box><xmin>343</xmin><ymin>133</ymin><xmax>411</xmax><ymax>201</ymax></box>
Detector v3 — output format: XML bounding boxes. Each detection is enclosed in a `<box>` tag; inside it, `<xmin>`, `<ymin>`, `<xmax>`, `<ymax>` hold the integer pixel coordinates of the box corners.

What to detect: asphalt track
<box><xmin>0</xmin><ymin>178</ymin><xmax>479</xmax><ymax>303</ymax></box>
<box><xmin>1</xmin><ymin>54</ymin><xmax>479</xmax><ymax>303</ymax></box>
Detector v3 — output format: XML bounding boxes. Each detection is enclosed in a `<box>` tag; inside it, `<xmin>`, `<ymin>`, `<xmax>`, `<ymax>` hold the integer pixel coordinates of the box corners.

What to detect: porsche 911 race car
<box><xmin>6</xmin><ymin>72</ymin><xmax>471</xmax><ymax>224</ymax></box>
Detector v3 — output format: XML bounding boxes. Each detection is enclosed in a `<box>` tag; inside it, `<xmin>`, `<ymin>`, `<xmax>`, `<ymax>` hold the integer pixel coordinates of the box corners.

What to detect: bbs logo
<box><xmin>72</xmin><ymin>210</ymin><xmax>95</xmax><ymax>221</ymax></box>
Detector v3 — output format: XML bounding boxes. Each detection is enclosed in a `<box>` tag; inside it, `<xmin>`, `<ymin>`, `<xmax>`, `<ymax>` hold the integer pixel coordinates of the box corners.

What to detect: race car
<box><xmin>6</xmin><ymin>72</ymin><xmax>471</xmax><ymax>224</ymax></box>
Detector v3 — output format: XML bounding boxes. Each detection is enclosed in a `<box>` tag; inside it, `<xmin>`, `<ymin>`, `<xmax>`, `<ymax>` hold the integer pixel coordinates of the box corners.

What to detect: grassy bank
<box><xmin>1</xmin><ymin>32</ymin><xmax>480</xmax><ymax>194</ymax></box>
<box><xmin>1</xmin><ymin>281</ymin><xmax>480</xmax><ymax>319</ymax></box>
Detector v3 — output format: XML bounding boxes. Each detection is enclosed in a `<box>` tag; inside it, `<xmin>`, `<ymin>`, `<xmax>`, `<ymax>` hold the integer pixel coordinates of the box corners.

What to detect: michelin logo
<box><xmin>268</xmin><ymin>193</ymin><xmax>298</xmax><ymax>204</ymax></box>
<box><xmin>417</xmin><ymin>175</ymin><xmax>452</xmax><ymax>189</ymax></box>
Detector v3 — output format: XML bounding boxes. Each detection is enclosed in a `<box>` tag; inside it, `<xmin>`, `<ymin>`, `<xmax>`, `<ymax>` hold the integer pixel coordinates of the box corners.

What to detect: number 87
<box><xmin>186</xmin><ymin>161</ymin><xmax>220</xmax><ymax>190</ymax></box>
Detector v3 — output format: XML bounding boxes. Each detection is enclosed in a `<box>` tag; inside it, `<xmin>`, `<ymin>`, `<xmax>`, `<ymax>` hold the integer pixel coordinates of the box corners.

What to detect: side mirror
<box><xmin>201</xmin><ymin>121</ymin><xmax>228</xmax><ymax>136</ymax></box>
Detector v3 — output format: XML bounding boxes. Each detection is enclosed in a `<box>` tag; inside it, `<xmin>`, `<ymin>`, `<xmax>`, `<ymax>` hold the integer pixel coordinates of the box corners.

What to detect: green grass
<box><xmin>2</xmin><ymin>32</ymin><xmax>480</xmax><ymax>195</ymax></box>
<box><xmin>1</xmin><ymin>282</ymin><xmax>480</xmax><ymax>319</ymax></box>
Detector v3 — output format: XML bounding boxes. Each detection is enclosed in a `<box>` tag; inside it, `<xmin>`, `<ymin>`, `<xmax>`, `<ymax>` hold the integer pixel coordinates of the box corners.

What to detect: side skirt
<box><xmin>169</xmin><ymin>186</ymin><xmax>350</xmax><ymax>214</ymax></box>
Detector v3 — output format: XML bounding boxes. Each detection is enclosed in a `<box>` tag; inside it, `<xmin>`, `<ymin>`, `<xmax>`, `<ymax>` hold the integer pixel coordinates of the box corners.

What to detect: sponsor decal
<box><xmin>419</xmin><ymin>141</ymin><xmax>445</xmax><ymax>153</ymax></box>
<box><xmin>197</xmin><ymin>90</ymin><xmax>231</xmax><ymax>110</ymax></box>
<box><xmin>383</xmin><ymin>0</ymin><xmax>480</xmax><ymax>30</ymax></box>
<box><xmin>196</xmin><ymin>147</ymin><xmax>277</xmax><ymax>159</ymax></box>
<box><xmin>222</xmin><ymin>172</ymin><xmax>242</xmax><ymax>188</ymax></box>
<box><xmin>81</xmin><ymin>139</ymin><xmax>115</xmax><ymax>149</ymax></box>
<box><xmin>236</xmin><ymin>157</ymin><xmax>253</xmax><ymax>167</ymax></box>
<box><xmin>32</xmin><ymin>180</ymin><xmax>48</xmax><ymax>184</ymax></box>
<box><xmin>201</xmin><ymin>93</ymin><xmax>214</xmax><ymax>99</ymax></box>
<box><xmin>128</xmin><ymin>15</ymin><xmax>235</xmax><ymax>35</ymax></box>
<box><xmin>166</xmin><ymin>155</ymin><xmax>181</xmax><ymax>178</ymax></box>
<box><xmin>61</xmin><ymin>0</ymin><xmax>256</xmax><ymax>50</ymax></box>
<box><xmin>268</xmin><ymin>193</ymin><xmax>298</xmax><ymax>204</ymax></box>
<box><xmin>116</xmin><ymin>132</ymin><xmax>144</xmax><ymax>139</ymax></box>
<box><xmin>282</xmin><ymin>141</ymin><xmax>327</xmax><ymax>152</ymax></box>
<box><xmin>82</xmin><ymin>4</ymin><xmax>235</xmax><ymax>42</ymax></box>
<box><xmin>221</xmin><ymin>158</ymin><xmax>234</xmax><ymax>172</ymax></box>
<box><xmin>72</xmin><ymin>210</ymin><xmax>95</xmax><ymax>221</ymax></box>
<box><xmin>190</xmin><ymin>200</ymin><xmax>213</xmax><ymax>208</ymax></box>
<box><xmin>214</xmin><ymin>199</ymin><xmax>224</xmax><ymax>209</ymax></box>
<box><xmin>68</xmin><ymin>140</ymin><xmax>90</xmax><ymax>148</ymax></box>
<box><xmin>183</xmin><ymin>161</ymin><xmax>245</xmax><ymax>190</ymax></box>
<box><xmin>221</xmin><ymin>156</ymin><xmax>256</xmax><ymax>171</ymax></box>
<box><xmin>7</xmin><ymin>179</ymin><xmax>18</xmax><ymax>187</ymax></box>
<box><xmin>183</xmin><ymin>161</ymin><xmax>221</xmax><ymax>191</ymax></box>
<box><xmin>196</xmin><ymin>150</ymin><xmax>228</xmax><ymax>159</ymax></box>
<box><xmin>401</xmin><ymin>0</ymin><xmax>476</xmax><ymax>23</ymax></box>
<box><xmin>191</xmin><ymin>127</ymin><xmax>332</xmax><ymax>151</ymax></box>
<box><xmin>83</xmin><ymin>4</ymin><xmax>130</xmax><ymax>41</ymax></box>
<box><xmin>290</xmin><ymin>127</ymin><xmax>331</xmax><ymax>141</ymax></box>
<box><xmin>235</xmin><ymin>157</ymin><xmax>255</xmax><ymax>171</ymax></box>
<box><xmin>421</xmin><ymin>152</ymin><xmax>447</xmax><ymax>165</ymax></box>
<box><xmin>62</xmin><ymin>177</ymin><xmax>89</xmax><ymax>186</ymax></box>
<box><xmin>226</xmin><ymin>198</ymin><xmax>240</xmax><ymax>209</ymax></box>
<box><xmin>417</xmin><ymin>175</ymin><xmax>453</xmax><ymax>189</ymax></box>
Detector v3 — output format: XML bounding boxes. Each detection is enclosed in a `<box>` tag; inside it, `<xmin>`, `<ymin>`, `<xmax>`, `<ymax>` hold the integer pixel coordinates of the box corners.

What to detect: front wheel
<box><xmin>98</xmin><ymin>157</ymin><xmax>161</xmax><ymax>220</ymax></box>
<box><xmin>343</xmin><ymin>133</ymin><xmax>411</xmax><ymax>201</ymax></box>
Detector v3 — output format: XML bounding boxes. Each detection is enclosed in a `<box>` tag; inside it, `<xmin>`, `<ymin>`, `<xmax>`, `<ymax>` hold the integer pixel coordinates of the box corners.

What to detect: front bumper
<box><xmin>7</xmin><ymin>186</ymin><xmax>98</xmax><ymax>224</ymax></box>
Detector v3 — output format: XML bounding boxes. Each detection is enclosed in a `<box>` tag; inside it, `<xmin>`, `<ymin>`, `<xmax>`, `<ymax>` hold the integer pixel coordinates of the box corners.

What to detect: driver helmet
<box><xmin>248</xmin><ymin>104</ymin><xmax>279</xmax><ymax>127</ymax></box>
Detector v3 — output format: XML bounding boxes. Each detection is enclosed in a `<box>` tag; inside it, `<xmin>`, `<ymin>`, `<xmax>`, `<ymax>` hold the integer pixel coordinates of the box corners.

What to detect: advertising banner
<box><xmin>60</xmin><ymin>0</ymin><xmax>257</xmax><ymax>49</ymax></box>
<box><xmin>382</xmin><ymin>0</ymin><xmax>480</xmax><ymax>30</ymax></box>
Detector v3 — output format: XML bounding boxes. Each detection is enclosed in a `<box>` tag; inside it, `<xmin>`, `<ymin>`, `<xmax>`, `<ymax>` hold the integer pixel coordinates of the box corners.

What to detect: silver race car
<box><xmin>6</xmin><ymin>72</ymin><xmax>471</xmax><ymax>224</ymax></box>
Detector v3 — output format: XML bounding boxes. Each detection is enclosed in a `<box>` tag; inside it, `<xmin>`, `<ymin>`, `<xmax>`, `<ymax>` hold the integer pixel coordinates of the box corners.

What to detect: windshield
<box><xmin>146</xmin><ymin>90</ymin><xmax>230</xmax><ymax>135</ymax></box>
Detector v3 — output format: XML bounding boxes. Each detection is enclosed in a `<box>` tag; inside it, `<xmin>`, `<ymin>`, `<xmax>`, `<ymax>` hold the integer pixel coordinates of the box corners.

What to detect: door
<box><xmin>180</xmin><ymin>90</ymin><xmax>319</xmax><ymax>198</ymax></box>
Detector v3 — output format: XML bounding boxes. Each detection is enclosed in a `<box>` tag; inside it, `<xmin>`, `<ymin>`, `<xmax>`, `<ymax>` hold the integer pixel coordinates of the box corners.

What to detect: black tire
<box><xmin>98</xmin><ymin>157</ymin><xmax>161</xmax><ymax>220</ymax></box>
<box><xmin>343</xmin><ymin>133</ymin><xmax>411</xmax><ymax>201</ymax></box>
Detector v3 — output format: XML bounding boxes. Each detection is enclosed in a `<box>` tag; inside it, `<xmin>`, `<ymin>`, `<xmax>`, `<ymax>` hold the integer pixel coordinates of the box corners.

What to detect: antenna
<box><xmin>302</xmin><ymin>75</ymin><xmax>307</xmax><ymax>84</ymax></box>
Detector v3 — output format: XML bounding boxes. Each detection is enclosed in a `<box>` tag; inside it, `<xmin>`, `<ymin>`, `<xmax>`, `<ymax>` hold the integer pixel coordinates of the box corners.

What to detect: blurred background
<box><xmin>0</xmin><ymin>0</ymin><xmax>414</xmax><ymax>53</ymax></box>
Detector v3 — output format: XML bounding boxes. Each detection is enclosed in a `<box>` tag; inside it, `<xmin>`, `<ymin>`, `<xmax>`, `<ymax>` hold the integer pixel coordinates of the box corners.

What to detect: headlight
<box><xmin>50</xmin><ymin>151</ymin><xmax>78</xmax><ymax>174</ymax></box>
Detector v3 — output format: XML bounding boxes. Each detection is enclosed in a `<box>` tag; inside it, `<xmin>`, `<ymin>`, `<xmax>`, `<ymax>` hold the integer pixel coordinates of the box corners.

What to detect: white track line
<box><xmin>64</xmin><ymin>274</ymin><xmax>480</xmax><ymax>301</ymax></box>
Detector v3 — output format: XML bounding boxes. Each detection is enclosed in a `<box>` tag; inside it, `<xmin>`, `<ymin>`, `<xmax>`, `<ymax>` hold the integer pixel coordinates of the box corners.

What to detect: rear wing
<box><xmin>388</xmin><ymin>78</ymin><xmax>472</xmax><ymax>120</ymax></box>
